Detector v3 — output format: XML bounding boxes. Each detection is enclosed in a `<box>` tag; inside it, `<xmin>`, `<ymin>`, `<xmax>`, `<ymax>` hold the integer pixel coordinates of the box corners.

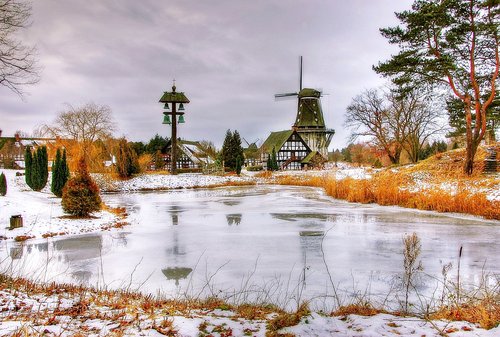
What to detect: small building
<box><xmin>243</xmin><ymin>142</ymin><xmax>260</xmax><ymax>167</ymax></box>
<box><xmin>164</xmin><ymin>139</ymin><xmax>216</xmax><ymax>171</ymax></box>
<box><xmin>0</xmin><ymin>134</ymin><xmax>60</xmax><ymax>169</ymax></box>
<box><xmin>261</xmin><ymin>130</ymin><xmax>315</xmax><ymax>170</ymax></box>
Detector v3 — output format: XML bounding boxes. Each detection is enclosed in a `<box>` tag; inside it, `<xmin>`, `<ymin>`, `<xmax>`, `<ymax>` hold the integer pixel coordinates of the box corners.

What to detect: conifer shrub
<box><xmin>62</xmin><ymin>157</ymin><xmax>101</xmax><ymax>217</ymax></box>
<box><xmin>0</xmin><ymin>172</ymin><xmax>7</xmax><ymax>196</ymax></box>
<box><xmin>51</xmin><ymin>148</ymin><xmax>70</xmax><ymax>197</ymax></box>
<box><xmin>25</xmin><ymin>146</ymin><xmax>33</xmax><ymax>188</ymax></box>
<box><xmin>267</xmin><ymin>147</ymin><xmax>279</xmax><ymax>171</ymax></box>
<box><xmin>25</xmin><ymin>146</ymin><xmax>49</xmax><ymax>191</ymax></box>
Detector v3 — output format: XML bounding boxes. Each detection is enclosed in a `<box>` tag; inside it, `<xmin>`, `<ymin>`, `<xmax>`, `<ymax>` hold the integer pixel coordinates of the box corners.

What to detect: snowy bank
<box><xmin>0</xmin><ymin>170</ymin><xmax>122</xmax><ymax>241</ymax></box>
<box><xmin>93</xmin><ymin>172</ymin><xmax>256</xmax><ymax>192</ymax></box>
<box><xmin>0</xmin><ymin>279</ymin><xmax>498</xmax><ymax>337</ymax></box>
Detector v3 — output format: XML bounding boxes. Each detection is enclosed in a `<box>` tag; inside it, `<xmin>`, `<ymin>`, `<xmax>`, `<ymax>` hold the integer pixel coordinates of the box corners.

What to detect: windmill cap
<box><xmin>298</xmin><ymin>88</ymin><xmax>321</xmax><ymax>98</ymax></box>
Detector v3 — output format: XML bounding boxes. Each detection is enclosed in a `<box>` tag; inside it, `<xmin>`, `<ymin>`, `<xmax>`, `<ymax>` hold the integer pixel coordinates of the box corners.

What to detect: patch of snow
<box><xmin>0</xmin><ymin>170</ymin><xmax>122</xmax><ymax>241</ymax></box>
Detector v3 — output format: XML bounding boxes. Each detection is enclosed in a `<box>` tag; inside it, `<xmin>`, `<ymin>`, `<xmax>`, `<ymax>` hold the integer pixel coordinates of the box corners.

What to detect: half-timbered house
<box><xmin>261</xmin><ymin>130</ymin><xmax>324</xmax><ymax>170</ymax></box>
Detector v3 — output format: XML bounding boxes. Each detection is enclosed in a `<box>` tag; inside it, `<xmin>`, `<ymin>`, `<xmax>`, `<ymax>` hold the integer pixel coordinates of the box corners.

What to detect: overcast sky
<box><xmin>1</xmin><ymin>0</ymin><xmax>414</xmax><ymax>149</ymax></box>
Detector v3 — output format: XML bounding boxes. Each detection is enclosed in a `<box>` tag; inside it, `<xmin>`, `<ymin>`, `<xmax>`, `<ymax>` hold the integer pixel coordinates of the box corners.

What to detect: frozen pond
<box><xmin>2</xmin><ymin>185</ymin><xmax>499</xmax><ymax>309</ymax></box>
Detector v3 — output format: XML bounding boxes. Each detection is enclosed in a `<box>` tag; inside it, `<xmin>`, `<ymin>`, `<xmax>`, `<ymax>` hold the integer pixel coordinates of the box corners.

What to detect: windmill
<box><xmin>275</xmin><ymin>56</ymin><xmax>335</xmax><ymax>158</ymax></box>
<box><xmin>242</xmin><ymin>138</ymin><xmax>260</xmax><ymax>148</ymax></box>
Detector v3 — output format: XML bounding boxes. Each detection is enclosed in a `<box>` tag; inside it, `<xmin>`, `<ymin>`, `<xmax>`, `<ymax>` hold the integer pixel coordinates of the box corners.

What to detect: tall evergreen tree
<box><xmin>51</xmin><ymin>148</ymin><xmax>61</xmax><ymax>195</ymax></box>
<box><xmin>51</xmin><ymin>148</ymin><xmax>69</xmax><ymax>197</ymax></box>
<box><xmin>61</xmin><ymin>149</ymin><xmax>70</xmax><ymax>181</ymax></box>
<box><xmin>221</xmin><ymin>129</ymin><xmax>233</xmax><ymax>169</ymax></box>
<box><xmin>221</xmin><ymin>129</ymin><xmax>245</xmax><ymax>171</ymax></box>
<box><xmin>39</xmin><ymin>146</ymin><xmax>48</xmax><ymax>189</ymax></box>
<box><xmin>31</xmin><ymin>149</ymin><xmax>40</xmax><ymax>190</ymax></box>
<box><xmin>232</xmin><ymin>130</ymin><xmax>245</xmax><ymax>169</ymax></box>
<box><xmin>235</xmin><ymin>156</ymin><xmax>242</xmax><ymax>176</ymax></box>
<box><xmin>30</xmin><ymin>146</ymin><xmax>48</xmax><ymax>191</ymax></box>
<box><xmin>24</xmin><ymin>146</ymin><xmax>33</xmax><ymax>188</ymax></box>
<box><xmin>0</xmin><ymin>172</ymin><xmax>7</xmax><ymax>196</ymax></box>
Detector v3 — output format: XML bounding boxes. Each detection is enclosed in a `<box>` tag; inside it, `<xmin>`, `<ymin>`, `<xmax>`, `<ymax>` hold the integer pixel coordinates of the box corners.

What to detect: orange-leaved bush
<box><xmin>61</xmin><ymin>157</ymin><xmax>101</xmax><ymax>216</ymax></box>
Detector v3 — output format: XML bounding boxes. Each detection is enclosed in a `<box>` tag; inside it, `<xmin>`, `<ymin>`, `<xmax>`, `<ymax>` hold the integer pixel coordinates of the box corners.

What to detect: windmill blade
<box><xmin>242</xmin><ymin>137</ymin><xmax>250</xmax><ymax>146</ymax></box>
<box><xmin>275</xmin><ymin>92</ymin><xmax>298</xmax><ymax>98</ymax></box>
<box><xmin>299</xmin><ymin>56</ymin><xmax>303</xmax><ymax>91</ymax></box>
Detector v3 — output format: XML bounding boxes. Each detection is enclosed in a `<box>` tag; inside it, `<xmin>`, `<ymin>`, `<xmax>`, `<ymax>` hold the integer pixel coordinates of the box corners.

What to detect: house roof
<box><xmin>166</xmin><ymin>139</ymin><xmax>215</xmax><ymax>165</ymax></box>
<box><xmin>261</xmin><ymin>130</ymin><xmax>293</xmax><ymax>154</ymax></box>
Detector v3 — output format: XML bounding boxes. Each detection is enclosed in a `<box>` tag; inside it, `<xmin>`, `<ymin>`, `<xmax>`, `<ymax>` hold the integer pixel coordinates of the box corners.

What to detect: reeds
<box><xmin>275</xmin><ymin>171</ymin><xmax>500</xmax><ymax>220</ymax></box>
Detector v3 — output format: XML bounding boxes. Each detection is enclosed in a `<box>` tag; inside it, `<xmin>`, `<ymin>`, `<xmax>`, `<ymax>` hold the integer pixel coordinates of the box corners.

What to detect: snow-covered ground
<box><xmin>0</xmin><ymin>170</ymin><xmax>122</xmax><ymax>241</ymax></box>
<box><xmin>93</xmin><ymin>171</ymin><xmax>256</xmax><ymax>192</ymax></box>
<box><xmin>1</xmin><ymin>283</ymin><xmax>498</xmax><ymax>337</ymax></box>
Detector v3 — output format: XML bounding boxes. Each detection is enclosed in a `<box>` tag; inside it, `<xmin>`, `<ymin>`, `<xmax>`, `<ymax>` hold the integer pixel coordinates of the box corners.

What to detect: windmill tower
<box><xmin>275</xmin><ymin>57</ymin><xmax>335</xmax><ymax>158</ymax></box>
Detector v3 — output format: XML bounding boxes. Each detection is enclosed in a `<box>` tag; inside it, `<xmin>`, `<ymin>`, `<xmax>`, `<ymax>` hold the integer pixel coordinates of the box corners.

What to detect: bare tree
<box><xmin>387</xmin><ymin>90</ymin><xmax>444</xmax><ymax>163</ymax></box>
<box><xmin>345</xmin><ymin>87</ymin><xmax>444</xmax><ymax>164</ymax></box>
<box><xmin>0</xmin><ymin>0</ymin><xmax>40</xmax><ymax>96</ymax></box>
<box><xmin>43</xmin><ymin>102</ymin><xmax>116</xmax><ymax>151</ymax></box>
<box><xmin>345</xmin><ymin>88</ymin><xmax>404</xmax><ymax>164</ymax></box>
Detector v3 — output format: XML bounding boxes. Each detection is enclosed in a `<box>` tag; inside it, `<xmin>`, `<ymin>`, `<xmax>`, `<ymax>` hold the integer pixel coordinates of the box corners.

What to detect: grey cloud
<box><xmin>1</xmin><ymin>0</ymin><xmax>414</xmax><ymax>149</ymax></box>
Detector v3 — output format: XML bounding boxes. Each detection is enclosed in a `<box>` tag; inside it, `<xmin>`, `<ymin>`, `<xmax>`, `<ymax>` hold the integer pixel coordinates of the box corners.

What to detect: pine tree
<box><xmin>51</xmin><ymin>148</ymin><xmax>61</xmax><ymax>195</ymax></box>
<box><xmin>62</xmin><ymin>157</ymin><xmax>101</xmax><ymax>216</ymax></box>
<box><xmin>51</xmin><ymin>148</ymin><xmax>68</xmax><ymax>197</ymax></box>
<box><xmin>25</xmin><ymin>146</ymin><xmax>33</xmax><ymax>188</ymax></box>
<box><xmin>232</xmin><ymin>130</ymin><xmax>244</xmax><ymax>169</ymax></box>
<box><xmin>221</xmin><ymin>129</ymin><xmax>233</xmax><ymax>169</ymax></box>
<box><xmin>0</xmin><ymin>172</ymin><xmax>7</xmax><ymax>196</ymax></box>
<box><xmin>235</xmin><ymin>156</ymin><xmax>242</xmax><ymax>176</ymax></box>
<box><xmin>30</xmin><ymin>146</ymin><xmax>48</xmax><ymax>191</ymax></box>
<box><xmin>61</xmin><ymin>149</ymin><xmax>70</xmax><ymax>182</ymax></box>
<box><xmin>31</xmin><ymin>149</ymin><xmax>40</xmax><ymax>190</ymax></box>
<box><xmin>221</xmin><ymin>129</ymin><xmax>245</xmax><ymax>171</ymax></box>
<box><xmin>39</xmin><ymin>146</ymin><xmax>48</xmax><ymax>188</ymax></box>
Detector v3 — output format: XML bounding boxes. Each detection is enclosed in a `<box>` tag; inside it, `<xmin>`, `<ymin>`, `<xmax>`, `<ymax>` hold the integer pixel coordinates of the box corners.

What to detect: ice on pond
<box><xmin>1</xmin><ymin>185</ymin><xmax>499</xmax><ymax>309</ymax></box>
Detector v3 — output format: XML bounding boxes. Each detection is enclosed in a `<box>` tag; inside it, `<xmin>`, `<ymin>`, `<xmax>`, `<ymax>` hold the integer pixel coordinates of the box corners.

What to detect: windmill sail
<box><xmin>275</xmin><ymin>57</ymin><xmax>334</xmax><ymax>158</ymax></box>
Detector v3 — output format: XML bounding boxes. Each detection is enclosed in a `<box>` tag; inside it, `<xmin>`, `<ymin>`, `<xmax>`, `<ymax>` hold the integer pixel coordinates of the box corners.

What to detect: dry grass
<box><xmin>266</xmin><ymin>302</ymin><xmax>310</xmax><ymax>337</ymax></box>
<box><xmin>332</xmin><ymin>303</ymin><xmax>386</xmax><ymax>317</ymax></box>
<box><xmin>255</xmin><ymin>170</ymin><xmax>273</xmax><ymax>179</ymax></box>
<box><xmin>431</xmin><ymin>298</ymin><xmax>500</xmax><ymax>330</ymax></box>
<box><xmin>275</xmin><ymin>147</ymin><xmax>500</xmax><ymax>220</ymax></box>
